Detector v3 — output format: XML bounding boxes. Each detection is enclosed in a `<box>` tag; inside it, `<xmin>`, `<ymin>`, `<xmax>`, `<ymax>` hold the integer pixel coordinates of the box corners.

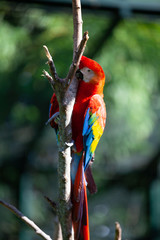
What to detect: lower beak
<box><xmin>76</xmin><ymin>69</ymin><xmax>83</xmax><ymax>80</ymax></box>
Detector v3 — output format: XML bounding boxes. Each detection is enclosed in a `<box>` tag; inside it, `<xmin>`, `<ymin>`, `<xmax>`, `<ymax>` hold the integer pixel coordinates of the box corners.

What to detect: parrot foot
<box><xmin>54</xmin><ymin>115</ymin><xmax>60</xmax><ymax>124</ymax></box>
<box><xmin>70</xmin><ymin>140</ymin><xmax>77</xmax><ymax>152</ymax></box>
<box><xmin>45</xmin><ymin>112</ymin><xmax>59</xmax><ymax>125</ymax></box>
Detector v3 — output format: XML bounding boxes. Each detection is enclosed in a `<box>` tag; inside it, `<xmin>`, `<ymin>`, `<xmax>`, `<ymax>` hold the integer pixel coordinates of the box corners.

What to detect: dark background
<box><xmin>0</xmin><ymin>0</ymin><xmax>160</xmax><ymax>239</ymax></box>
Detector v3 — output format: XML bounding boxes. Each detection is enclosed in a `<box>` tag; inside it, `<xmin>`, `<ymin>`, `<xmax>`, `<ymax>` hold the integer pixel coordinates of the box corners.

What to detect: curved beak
<box><xmin>76</xmin><ymin>69</ymin><xmax>83</xmax><ymax>80</ymax></box>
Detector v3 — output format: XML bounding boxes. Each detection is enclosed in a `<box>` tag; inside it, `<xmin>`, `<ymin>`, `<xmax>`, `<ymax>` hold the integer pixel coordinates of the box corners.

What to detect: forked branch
<box><xmin>43</xmin><ymin>31</ymin><xmax>89</xmax><ymax>90</ymax></box>
<box><xmin>67</xmin><ymin>31</ymin><xmax>89</xmax><ymax>87</ymax></box>
<box><xmin>43</xmin><ymin>45</ymin><xmax>59</xmax><ymax>83</ymax></box>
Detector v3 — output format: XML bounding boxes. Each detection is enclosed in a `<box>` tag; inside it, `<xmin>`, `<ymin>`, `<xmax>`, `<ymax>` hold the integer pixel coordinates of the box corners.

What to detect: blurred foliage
<box><xmin>99</xmin><ymin>23</ymin><xmax>159</xmax><ymax>145</ymax></box>
<box><xmin>95</xmin><ymin>20</ymin><xmax>160</xmax><ymax>172</ymax></box>
<box><xmin>0</xmin><ymin>2</ymin><xmax>160</xmax><ymax>240</ymax></box>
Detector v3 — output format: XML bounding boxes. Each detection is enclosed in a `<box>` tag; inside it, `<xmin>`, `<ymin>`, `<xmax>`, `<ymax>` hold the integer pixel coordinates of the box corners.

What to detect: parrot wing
<box><xmin>82</xmin><ymin>94</ymin><xmax>106</xmax><ymax>171</ymax></box>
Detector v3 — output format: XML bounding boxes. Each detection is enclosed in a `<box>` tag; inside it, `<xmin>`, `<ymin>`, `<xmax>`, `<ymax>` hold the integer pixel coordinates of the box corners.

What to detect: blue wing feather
<box><xmin>85</xmin><ymin>146</ymin><xmax>91</xmax><ymax>168</ymax></box>
<box><xmin>83</xmin><ymin>108</ymin><xmax>98</xmax><ymax>170</ymax></box>
<box><xmin>82</xmin><ymin>108</ymin><xmax>90</xmax><ymax>136</ymax></box>
<box><xmin>86</xmin><ymin>131</ymin><xmax>94</xmax><ymax>147</ymax></box>
<box><xmin>82</xmin><ymin>95</ymin><xmax>106</xmax><ymax>171</ymax></box>
<box><xmin>85</xmin><ymin>122</ymin><xmax>94</xmax><ymax>136</ymax></box>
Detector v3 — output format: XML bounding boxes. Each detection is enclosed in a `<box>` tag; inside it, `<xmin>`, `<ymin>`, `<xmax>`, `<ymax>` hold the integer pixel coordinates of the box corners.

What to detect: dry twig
<box><xmin>0</xmin><ymin>199</ymin><xmax>52</xmax><ymax>240</ymax></box>
<box><xmin>66</xmin><ymin>31</ymin><xmax>89</xmax><ymax>87</ymax></box>
<box><xmin>43</xmin><ymin>45</ymin><xmax>59</xmax><ymax>82</ymax></box>
<box><xmin>114</xmin><ymin>222</ymin><xmax>122</xmax><ymax>240</ymax></box>
<box><xmin>42</xmin><ymin>70</ymin><xmax>54</xmax><ymax>89</ymax></box>
<box><xmin>44</xmin><ymin>196</ymin><xmax>57</xmax><ymax>213</ymax></box>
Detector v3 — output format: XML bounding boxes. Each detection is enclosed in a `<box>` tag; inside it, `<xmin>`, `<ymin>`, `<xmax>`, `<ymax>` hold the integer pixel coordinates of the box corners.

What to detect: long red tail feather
<box><xmin>72</xmin><ymin>153</ymin><xmax>90</xmax><ymax>240</ymax></box>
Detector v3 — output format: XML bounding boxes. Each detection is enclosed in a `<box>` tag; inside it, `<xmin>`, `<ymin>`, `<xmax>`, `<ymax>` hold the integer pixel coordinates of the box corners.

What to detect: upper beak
<box><xmin>76</xmin><ymin>69</ymin><xmax>83</xmax><ymax>80</ymax></box>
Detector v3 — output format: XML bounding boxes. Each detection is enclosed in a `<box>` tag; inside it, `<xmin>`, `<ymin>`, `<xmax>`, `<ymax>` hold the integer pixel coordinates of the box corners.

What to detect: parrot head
<box><xmin>76</xmin><ymin>56</ymin><xmax>105</xmax><ymax>94</ymax></box>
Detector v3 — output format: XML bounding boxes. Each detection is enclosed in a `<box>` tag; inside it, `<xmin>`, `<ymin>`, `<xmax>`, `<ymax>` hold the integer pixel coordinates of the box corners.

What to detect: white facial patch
<box><xmin>80</xmin><ymin>67</ymin><xmax>95</xmax><ymax>83</ymax></box>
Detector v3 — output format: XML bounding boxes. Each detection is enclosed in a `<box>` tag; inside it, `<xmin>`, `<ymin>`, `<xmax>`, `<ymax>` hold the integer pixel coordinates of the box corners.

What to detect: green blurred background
<box><xmin>0</xmin><ymin>1</ymin><xmax>160</xmax><ymax>239</ymax></box>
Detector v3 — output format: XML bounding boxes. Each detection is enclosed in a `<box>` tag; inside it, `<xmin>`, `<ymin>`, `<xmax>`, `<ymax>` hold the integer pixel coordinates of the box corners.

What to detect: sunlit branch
<box><xmin>0</xmin><ymin>199</ymin><xmax>52</xmax><ymax>240</ymax></box>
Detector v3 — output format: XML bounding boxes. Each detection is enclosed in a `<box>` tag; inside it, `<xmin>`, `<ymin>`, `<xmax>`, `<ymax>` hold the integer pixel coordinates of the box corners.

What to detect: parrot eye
<box><xmin>80</xmin><ymin>67</ymin><xmax>94</xmax><ymax>82</ymax></box>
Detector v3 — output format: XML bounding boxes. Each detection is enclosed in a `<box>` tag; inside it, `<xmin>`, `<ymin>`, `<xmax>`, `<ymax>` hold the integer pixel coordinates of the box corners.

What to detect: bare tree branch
<box><xmin>66</xmin><ymin>31</ymin><xmax>89</xmax><ymax>87</ymax></box>
<box><xmin>42</xmin><ymin>70</ymin><xmax>54</xmax><ymax>89</ymax></box>
<box><xmin>43</xmin><ymin>45</ymin><xmax>60</xmax><ymax>83</ymax></box>
<box><xmin>114</xmin><ymin>222</ymin><xmax>122</xmax><ymax>240</ymax></box>
<box><xmin>44</xmin><ymin>196</ymin><xmax>57</xmax><ymax>213</ymax></box>
<box><xmin>72</xmin><ymin>0</ymin><xmax>83</xmax><ymax>57</ymax></box>
<box><xmin>44</xmin><ymin>197</ymin><xmax>63</xmax><ymax>240</ymax></box>
<box><xmin>43</xmin><ymin>1</ymin><xmax>88</xmax><ymax>239</ymax></box>
<box><xmin>0</xmin><ymin>199</ymin><xmax>52</xmax><ymax>240</ymax></box>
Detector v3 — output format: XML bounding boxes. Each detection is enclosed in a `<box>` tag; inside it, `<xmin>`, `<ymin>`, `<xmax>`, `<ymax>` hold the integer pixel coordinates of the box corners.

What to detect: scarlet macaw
<box><xmin>49</xmin><ymin>56</ymin><xmax>106</xmax><ymax>240</ymax></box>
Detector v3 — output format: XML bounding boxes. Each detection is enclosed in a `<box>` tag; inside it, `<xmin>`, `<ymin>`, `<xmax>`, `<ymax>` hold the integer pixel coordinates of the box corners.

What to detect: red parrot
<box><xmin>48</xmin><ymin>56</ymin><xmax>106</xmax><ymax>240</ymax></box>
